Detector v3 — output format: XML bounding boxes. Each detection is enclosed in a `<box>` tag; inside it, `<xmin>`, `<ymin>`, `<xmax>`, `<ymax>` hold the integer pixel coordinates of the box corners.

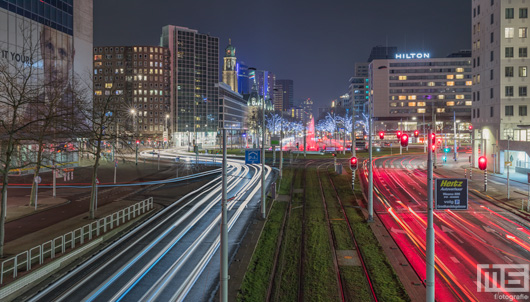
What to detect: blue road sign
<box><xmin>245</xmin><ymin>149</ymin><xmax>261</xmax><ymax>164</ymax></box>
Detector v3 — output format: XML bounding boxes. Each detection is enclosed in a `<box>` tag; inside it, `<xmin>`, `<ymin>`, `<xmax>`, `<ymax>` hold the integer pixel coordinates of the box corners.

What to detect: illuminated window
<box><xmin>519</xmin><ymin>66</ymin><xmax>528</xmax><ymax>77</ymax></box>
<box><xmin>94</xmin><ymin>55</ymin><xmax>102</xmax><ymax>60</ymax></box>
<box><xmin>447</xmin><ymin>75</ymin><xmax>454</xmax><ymax>79</ymax></box>
<box><xmin>456</xmin><ymin>95</ymin><xmax>465</xmax><ymax>99</ymax></box>
<box><xmin>477</xmin><ymin>75</ymin><xmax>481</xmax><ymax>83</ymax></box>
<box><xmin>94</xmin><ymin>90</ymin><xmax>102</xmax><ymax>95</ymax></box>
<box><xmin>105</xmin><ymin>83</ymin><xmax>112</xmax><ymax>88</ymax></box>
<box><xmin>398</xmin><ymin>76</ymin><xmax>407</xmax><ymax>80</ymax></box>
<box><xmin>519</xmin><ymin>27</ymin><xmax>528</xmax><ymax>38</ymax></box>
<box><xmin>398</xmin><ymin>95</ymin><xmax>406</xmax><ymax>100</ymax></box>
<box><xmin>465</xmin><ymin>101</ymin><xmax>472</xmax><ymax>106</ymax></box>
<box><xmin>408</xmin><ymin>102</ymin><xmax>416</xmax><ymax>107</ymax></box>
<box><xmin>427</xmin><ymin>82</ymin><xmax>435</xmax><ymax>86</ymax></box>
<box><xmin>437</xmin><ymin>108</ymin><xmax>446</xmax><ymax>113</ymax></box>
<box><xmin>418</xmin><ymin>108</ymin><xmax>426</xmax><ymax>113</ymax></box>
<box><xmin>505</xmin><ymin>27</ymin><xmax>514</xmax><ymax>38</ymax></box>
<box><xmin>390</xmin><ymin>103</ymin><xmax>397</xmax><ymax>107</ymax></box>
<box><xmin>456</xmin><ymin>74</ymin><xmax>464</xmax><ymax>79</ymax></box>
<box><xmin>417</xmin><ymin>102</ymin><xmax>426</xmax><ymax>106</ymax></box>
<box><xmin>446</xmin><ymin>101</ymin><xmax>455</xmax><ymax>106</ymax></box>
<box><xmin>447</xmin><ymin>81</ymin><xmax>455</xmax><ymax>86</ymax></box>
<box><xmin>456</xmin><ymin>68</ymin><xmax>464</xmax><ymax>73</ymax></box>
<box><xmin>408</xmin><ymin>95</ymin><xmax>417</xmax><ymax>100</ymax></box>
<box><xmin>438</xmin><ymin>95</ymin><xmax>445</xmax><ymax>100</ymax></box>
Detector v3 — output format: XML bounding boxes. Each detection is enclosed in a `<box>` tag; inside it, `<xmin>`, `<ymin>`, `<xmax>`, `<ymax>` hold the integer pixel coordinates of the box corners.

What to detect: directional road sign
<box><xmin>245</xmin><ymin>149</ymin><xmax>261</xmax><ymax>164</ymax></box>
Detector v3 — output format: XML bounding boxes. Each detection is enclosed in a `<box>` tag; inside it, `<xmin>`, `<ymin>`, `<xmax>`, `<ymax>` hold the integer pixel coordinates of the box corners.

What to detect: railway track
<box><xmin>316</xmin><ymin>162</ymin><xmax>378</xmax><ymax>302</ymax></box>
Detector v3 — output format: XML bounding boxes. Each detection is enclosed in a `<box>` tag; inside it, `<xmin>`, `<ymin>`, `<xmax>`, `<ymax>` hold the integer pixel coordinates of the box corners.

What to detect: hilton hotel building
<box><xmin>472</xmin><ymin>0</ymin><xmax>530</xmax><ymax>174</ymax></box>
<box><xmin>369</xmin><ymin>53</ymin><xmax>473</xmax><ymax>135</ymax></box>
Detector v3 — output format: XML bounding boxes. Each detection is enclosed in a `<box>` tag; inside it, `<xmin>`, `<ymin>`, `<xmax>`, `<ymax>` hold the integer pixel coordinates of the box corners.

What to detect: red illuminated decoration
<box><xmin>396</xmin><ymin>131</ymin><xmax>402</xmax><ymax>139</ymax></box>
<box><xmin>400</xmin><ymin>134</ymin><xmax>409</xmax><ymax>147</ymax></box>
<box><xmin>414</xmin><ymin>130</ymin><xmax>419</xmax><ymax>138</ymax></box>
<box><xmin>478</xmin><ymin>156</ymin><xmax>487</xmax><ymax>170</ymax></box>
<box><xmin>350</xmin><ymin>157</ymin><xmax>358</xmax><ymax>170</ymax></box>
<box><xmin>379</xmin><ymin>131</ymin><xmax>385</xmax><ymax>140</ymax></box>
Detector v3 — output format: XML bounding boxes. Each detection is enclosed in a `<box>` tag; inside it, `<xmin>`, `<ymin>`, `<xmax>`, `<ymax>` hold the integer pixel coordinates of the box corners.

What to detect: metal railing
<box><xmin>0</xmin><ymin>197</ymin><xmax>153</xmax><ymax>285</ymax></box>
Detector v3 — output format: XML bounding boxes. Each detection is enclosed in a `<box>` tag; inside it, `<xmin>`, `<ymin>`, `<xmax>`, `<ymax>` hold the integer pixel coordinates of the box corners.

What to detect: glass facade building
<box><xmin>0</xmin><ymin>0</ymin><xmax>73</xmax><ymax>35</ymax></box>
<box><xmin>161</xmin><ymin>25</ymin><xmax>219</xmax><ymax>147</ymax></box>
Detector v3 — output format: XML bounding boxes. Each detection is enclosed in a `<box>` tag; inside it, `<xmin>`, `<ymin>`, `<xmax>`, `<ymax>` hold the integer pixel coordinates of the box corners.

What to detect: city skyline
<box><xmin>94</xmin><ymin>0</ymin><xmax>471</xmax><ymax>108</ymax></box>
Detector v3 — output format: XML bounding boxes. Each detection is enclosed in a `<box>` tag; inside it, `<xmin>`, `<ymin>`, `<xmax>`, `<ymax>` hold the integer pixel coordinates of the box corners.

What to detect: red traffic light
<box><xmin>469</xmin><ymin>125</ymin><xmax>473</xmax><ymax>130</ymax></box>
<box><xmin>414</xmin><ymin>130</ymin><xmax>419</xmax><ymax>138</ymax></box>
<box><xmin>379</xmin><ymin>131</ymin><xmax>385</xmax><ymax>140</ymax></box>
<box><xmin>430</xmin><ymin>133</ymin><xmax>436</xmax><ymax>145</ymax></box>
<box><xmin>136</xmin><ymin>140</ymin><xmax>140</xmax><ymax>144</ymax></box>
<box><xmin>350</xmin><ymin>156</ymin><xmax>358</xmax><ymax>170</ymax></box>
<box><xmin>431</xmin><ymin>145</ymin><xmax>436</xmax><ymax>152</ymax></box>
<box><xmin>396</xmin><ymin>131</ymin><xmax>402</xmax><ymax>139</ymax></box>
<box><xmin>478</xmin><ymin>156</ymin><xmax>487</xmax><ymax>170</ymax></box>
<box><xmin>400</xmin><ymin>134</ymin><xmax>409</xmax><ymax>147</ymax></box>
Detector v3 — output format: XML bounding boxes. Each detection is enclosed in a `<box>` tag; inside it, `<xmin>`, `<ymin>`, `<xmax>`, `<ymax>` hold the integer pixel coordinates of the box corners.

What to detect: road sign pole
<box><xmin>426</xmin><ymin>129</ymin><xmax>435</xmax><ymax>302</ymax></box>
<box><xmin>368</xmin><ymin>99</ymin><xmax>374</xmax><ymax>222</ymax></box>
<box><xmin>220</xmin><ymin>128</ymin><xmax>228</xmax><ymax>302</ymax></box>
<box><xmin>114</xmin><ymin>161</ymin><xmax>117</xmax><ymax>184</ymax></box>
<box><xmin>484</xmin><ymin>170</ymin><xmax>487</xmax><ymax>192</ymax></box>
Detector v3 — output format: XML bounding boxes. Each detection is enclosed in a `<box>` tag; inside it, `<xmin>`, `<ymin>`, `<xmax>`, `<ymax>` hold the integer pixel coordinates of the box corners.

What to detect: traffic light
<box><xmin>396</xmin><ymin>130</ymin><xmax>402</xmax><ymax>139</ymax></box>
<box><xmin>469</xmin><ymin>125</ymin><xmax>473</xmax><ymax>130</ymax></box>
<box><xmin>400</xmin><ymin>134</ymin><xmax>409</xmax><ymax>147</ymax></box>
<box><xmin>414</xmin><ymin>130</ymin><xmax>419</xmax><ymax>138</ymax></box>
<box><xmin>332</xmin><ymin>153</ymin><xmax>336</xmax><ymax>157</ymax></box>
<box><xmin>478</xmin><ymin>156</ymin><xmax>487</xmax><ymax>170</ymax></box>
<box><xmin>444</xmin><ymin>147</ymin><xmax>450</xmax><ymax>153</ymax></box>
<box><xmin>379</xmin><ymin>131</ymin><xmax>385</xmax><ymax>139</ymax></box>
<box><xmin>136</xmin><ymin>140</ymin><xmax>140</xmax><ymax>144</ymax></box>
<box><xmin>350</xmin><ymin>157</ymin><xmax>358</xmax><ymax>170</ymax></box>
<box><xmin>430</xmin><ymin>133</ymin><xmax>436</xmax><ymax>145</ymax></box>
<box><xmin>442</xmin><ymin>155</ymin><xmax>447</xmax><ymax>162</ymax></box>
<box><xmin>431</xmin><ymin>144</ymin><xmax>436</xmax><ymax>152</ymax></box>
<box><xmin>296</xmin><ymin>142</ymin><xmax>299</xmax><ymax>149</ymax></box>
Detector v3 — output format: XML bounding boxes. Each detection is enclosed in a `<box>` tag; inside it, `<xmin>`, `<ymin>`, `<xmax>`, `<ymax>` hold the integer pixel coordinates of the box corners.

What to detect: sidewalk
<box><xmin>1</xmin><ymin>154</ymin><xmax>212</xmax><ymax>258</ymax></box>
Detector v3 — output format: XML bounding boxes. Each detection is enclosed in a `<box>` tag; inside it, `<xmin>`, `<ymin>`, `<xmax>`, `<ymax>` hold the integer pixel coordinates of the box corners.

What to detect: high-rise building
<box><xmin>275</xmin><ymin>79</ymin><xmax>294</xmax><ymax>111</ymax></box>
<box><xmin>93</xmin><ymin>46</ymin><xmax>170</xmax><ymax>142</ymax></box>
<box><xmin>237</xmin><ymin>62</ymin><xmax>251</xmax><ymax>95</ymax></box>
<box><xmin>273</xmin><ymin>84</ymin><xmax>284</xmax><ymax>112</ymax></box>
<box><xmin>256</xmin><ymin>70</ymin><xmax>275</xmax><ymax>101</ymax></box>
<box><xmin>0</xmin><ymin>0</ymin><xmax>93</xmax><ymax>165</ymax></box>
<box><xmin>222</xmin><ymin>39</ymin><xmax>238</xmax><ymax>92</ymax></box>
<box><xmin>370</xmin><ymin>55</ymin><xmax>472</xmax><ymax>131</ymax></box>
<box><xmin>303</xmin><ymin>98</ymin><xmax>314</xmax><ymax>119</ymax></box>
<box><xmin>367</xmin><ymin>45</ymin><xmax>398</xmax><ymax>62</ymax></box>
<box><xmin>471</xmin><ymin>0</ymin><xmax>530</xmax><ymax>172</ymax></box>
<box><xmin>161</xmin><ymin>25</ymin><xmax>219</xmax><ymax>147</ymax></box>
<box><xmin>217</xmin><ymin>82</ymin><xmax>247</xmax><ymax>146</ymax></box>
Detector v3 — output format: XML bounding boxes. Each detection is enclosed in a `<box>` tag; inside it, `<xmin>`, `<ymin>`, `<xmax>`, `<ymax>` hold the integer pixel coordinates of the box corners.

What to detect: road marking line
<box><xmin>450</xmin><ymin>257</ymin><xmax>460</xmax><ymax>263</ymax></box>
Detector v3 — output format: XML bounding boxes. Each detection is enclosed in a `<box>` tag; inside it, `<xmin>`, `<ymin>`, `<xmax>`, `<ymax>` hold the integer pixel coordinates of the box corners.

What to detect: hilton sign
<box><xmin>395</xmin><ymin>53</ymin><xmax>431</xmax><ymax>59</ymax></box>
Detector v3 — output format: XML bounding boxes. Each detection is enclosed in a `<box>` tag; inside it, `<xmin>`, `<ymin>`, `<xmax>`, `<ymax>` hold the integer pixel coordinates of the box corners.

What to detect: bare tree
<box><xmin>73</xmin><ymin>76</ymin><xmax>132</xmax><ymax>220</ymax></box>
<box><xmin>0</xmin><ymin>29</ymin><xmax>44</xmax><ymax>257</ymax></box>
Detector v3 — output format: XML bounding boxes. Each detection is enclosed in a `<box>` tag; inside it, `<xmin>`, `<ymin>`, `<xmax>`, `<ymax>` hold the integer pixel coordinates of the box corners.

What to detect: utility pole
<box><xmin>426</xmin><ymin>129</ymin><xmax>435</xmax><ymax>302</ymax></box>
<box><xmin>368</xmin><ymin>95</ymin><xmax>374</xmax><ymax>222</ymax></box>
<box><xmin>220</xmin><ymin>128</ymin><xmax>228</xmax><ymax>302</ymax></box>
<box><xmin>261</xmin><ymin>98</ymin><xmax>266</xmax><ymax>219</ymax></box>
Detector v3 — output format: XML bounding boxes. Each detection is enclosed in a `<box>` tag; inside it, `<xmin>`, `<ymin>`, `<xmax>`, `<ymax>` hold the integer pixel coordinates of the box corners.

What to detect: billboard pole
<box><xmin>426</xmin><ymin>129</ymin><xmax>435</xmax><ymax>302</ymax></box>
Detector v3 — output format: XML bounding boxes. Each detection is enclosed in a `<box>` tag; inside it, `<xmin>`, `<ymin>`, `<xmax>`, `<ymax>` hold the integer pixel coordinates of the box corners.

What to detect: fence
<box><xmin>0</xmin><ymin>197</ymin><xmax>153</xmax><ymax>285</ymax></box>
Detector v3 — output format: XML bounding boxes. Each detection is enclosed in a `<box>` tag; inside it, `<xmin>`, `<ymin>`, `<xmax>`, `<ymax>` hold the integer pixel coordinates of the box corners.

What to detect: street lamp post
<box><xmin>165</xmin><ymin>114</ymin><xmax>169</xmax><ymax>148</ymax></box>
<box><xmin>261</xmin><ymin>95</ymin><xmax>266</xmax><ymax>219</ymax></box>
<box><xmin>131</xmin><ymin>109</ymin><xmax>138</xmax><ymax>165</ymax></box>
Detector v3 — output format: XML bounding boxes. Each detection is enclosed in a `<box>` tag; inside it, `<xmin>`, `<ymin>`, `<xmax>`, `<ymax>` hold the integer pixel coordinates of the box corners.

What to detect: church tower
<box><xmin>222</xmin><ymin>39</ymin><xmax>238</xmax><ymax>92</ymax></box>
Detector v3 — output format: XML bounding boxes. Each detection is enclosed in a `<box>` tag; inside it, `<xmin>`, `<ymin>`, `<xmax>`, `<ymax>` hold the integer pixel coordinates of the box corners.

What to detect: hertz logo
<box><xmin>440</xmin><ymin>180</ymin><xmax>463</xmax><ymax>187</ymax></box>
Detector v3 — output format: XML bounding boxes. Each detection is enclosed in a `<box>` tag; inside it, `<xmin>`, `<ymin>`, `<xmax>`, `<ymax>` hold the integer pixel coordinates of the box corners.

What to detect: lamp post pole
<box><xmin>261</xmin><ymin>98</ymin><xmax>266</xmax><ymax>219</ymax></box>
<box><xmin>220</xmin><ymin>128</ymin><xmax>228</xmax><ymax>302</ymax></box>
<box><xmin>368</xmin><ymin>94</ymin><xmax>374</xmax><ymax>222</ymax></box>
<box><xmin>426</xmin><ymin>129</ymin><xmax>435</xmax><ymax>302</ymax></box>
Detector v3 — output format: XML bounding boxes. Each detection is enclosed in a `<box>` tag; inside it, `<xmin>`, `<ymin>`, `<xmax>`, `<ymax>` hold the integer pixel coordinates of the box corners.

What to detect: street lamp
<box><xmin>130</xmin><ymin>109</ymin><xmax>138</xmax><ymax>165</ymax></box>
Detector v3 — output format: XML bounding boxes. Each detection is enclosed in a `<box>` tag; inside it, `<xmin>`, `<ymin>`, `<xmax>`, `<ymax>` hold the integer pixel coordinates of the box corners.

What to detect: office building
<box><xmin>472</xmin><ymin>0</ymin><xmax>530</xmax><ymax>173</ymax></box>
<box><xmin>93</xmin><ymin>46</ymin><xmax>170</xmax><ymax>142</ymax></box>
<box><xmin>370</xmin><ymin>55</ymin><xmax>472</xmax><ymax>132</ymax></box>
<box><xmin>161</xmin><ymin>25</ymin><xmax>219</xmax><ymax>147</ymax></box>
<box><xmin>275</xmin><ymin>79</ymin><xmax>294</xmax><ymax>111</ymax></box>
<box><xmin>237</xmin><ymin>62</ymin><xmax>251</xmax><ymax>95</ymax></box>
<box><xmin>217</xmin><ymin>82</ymin><xmax>247</xmax><ymax>147</ymax></box>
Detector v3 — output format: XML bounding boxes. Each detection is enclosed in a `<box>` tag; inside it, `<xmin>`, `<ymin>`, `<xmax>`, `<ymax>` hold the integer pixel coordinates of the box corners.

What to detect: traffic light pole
<box><xmin>426</xmin><ymin>129</ymin><xmax>435</xmax><ymax>302</ymax></box>
<box><xmin>368</xmin><ymin>103</ymin><xmax>374</xmax><ymax>223</ymax></box>
<box><xmin>484</xmin><ymin>169</ymin><xmax>487</xmax><ymax>192</ymax></box>
<box><xmin>220</xmin><ymin>129</ymin><xmax>228</xmax><ymax>302</ymax></box>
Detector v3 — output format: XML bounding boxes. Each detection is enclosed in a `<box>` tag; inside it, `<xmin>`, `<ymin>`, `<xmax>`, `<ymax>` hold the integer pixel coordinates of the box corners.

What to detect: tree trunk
<box><xmin>29</xmin><ymin>147</ymin><xmax>44</xmax><ymax>206</ymax></box>
<box><xmin>88</xmin><ymin>142</ymin><xmax>102</xmax><ymax>220</ymax></box>
<box><xmin>0</xmin><ymin>144</ymin><xmax>14</xmax><ymax>257</ymax></box>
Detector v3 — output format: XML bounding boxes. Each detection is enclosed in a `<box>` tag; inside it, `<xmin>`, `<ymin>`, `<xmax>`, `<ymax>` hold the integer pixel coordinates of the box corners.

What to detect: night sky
<box><xmin>94</xmin><ymin>0</ymin><xmax>470</xmax><ymax>109</ymax></box>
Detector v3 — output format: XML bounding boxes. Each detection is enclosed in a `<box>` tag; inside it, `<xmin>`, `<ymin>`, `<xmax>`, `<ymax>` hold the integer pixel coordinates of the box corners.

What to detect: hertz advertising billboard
<box><xmin>435</xmin><ymin>179</ymin><xmax>468</xmax><ymax>210</ymax></box>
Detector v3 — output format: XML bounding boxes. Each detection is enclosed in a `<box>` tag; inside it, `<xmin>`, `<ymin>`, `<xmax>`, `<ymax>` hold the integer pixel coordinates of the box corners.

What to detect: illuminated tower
<box><xmin>223</xmin><ymin>39</ymin><xmax>238</xmax><ymax>92</ymax></box>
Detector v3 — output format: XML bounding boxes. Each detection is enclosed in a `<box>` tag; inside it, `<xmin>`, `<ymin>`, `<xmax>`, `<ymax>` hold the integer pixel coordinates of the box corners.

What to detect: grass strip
<box><xmin>331</xmin><ymin>172</ymin><xmax>411</xmax><ymax>302</ymax></box>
